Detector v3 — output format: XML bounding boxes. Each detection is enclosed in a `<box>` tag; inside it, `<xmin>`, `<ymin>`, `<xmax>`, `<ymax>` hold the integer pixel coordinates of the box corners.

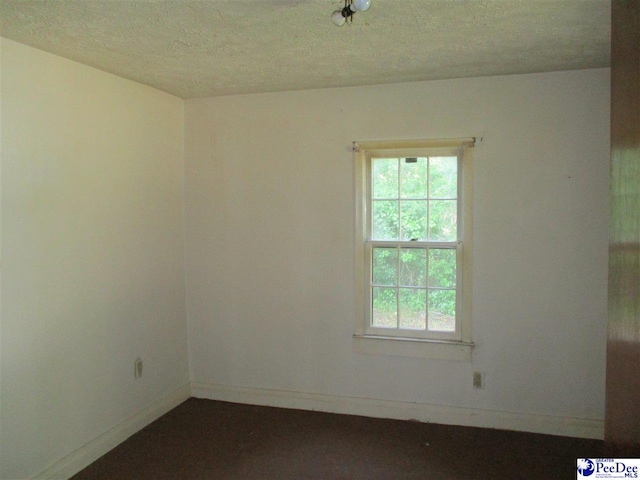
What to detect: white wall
<box><xmin>1</xmin><ymin>39</ymin><xmax>189</xmax><ymax>479</ymax></box>
<box><xmin>185</xmin><ymin>69</ymin><xmax>610</xmax><ymax>435</ymax></box>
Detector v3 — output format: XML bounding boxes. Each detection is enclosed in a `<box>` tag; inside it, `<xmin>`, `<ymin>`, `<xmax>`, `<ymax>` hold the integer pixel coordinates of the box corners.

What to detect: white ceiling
<box><xmin>0</xmin><ymin>0</ymin><xmax>611</xmax><ymax>99</ymax></box>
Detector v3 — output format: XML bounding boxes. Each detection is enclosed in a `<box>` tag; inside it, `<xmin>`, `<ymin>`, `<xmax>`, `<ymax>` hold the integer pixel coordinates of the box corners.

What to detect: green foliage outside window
<box><xmin>371</xmin><ymin>157</ymin><xmax>458</xmax><ymax>332</ymax></box>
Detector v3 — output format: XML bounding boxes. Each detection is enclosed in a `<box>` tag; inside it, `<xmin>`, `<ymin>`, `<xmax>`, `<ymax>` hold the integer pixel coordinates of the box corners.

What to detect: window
<box><xmin>354</xmin><ymin>139</ymin><xmax>474</xmax><ymax>360</ymax></box>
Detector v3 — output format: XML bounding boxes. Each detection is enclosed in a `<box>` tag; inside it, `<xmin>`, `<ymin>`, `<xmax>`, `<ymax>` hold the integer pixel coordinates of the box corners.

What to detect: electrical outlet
<box><xmin>473</xmin><ymin>371</ymin><xmax>484</xmax><ymax>389</ymax></box>
<box><xmin>134</xmin><ymin>357</ymin><xmax>143</xmax><ymax>379</ymax></box>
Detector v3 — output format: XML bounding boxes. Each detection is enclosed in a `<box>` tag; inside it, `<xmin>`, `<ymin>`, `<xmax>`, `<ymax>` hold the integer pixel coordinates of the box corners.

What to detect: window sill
<box><xmin>352</xmin><ymin>334</ymin><xmax>473</xmax><ymax>362</ymax></box>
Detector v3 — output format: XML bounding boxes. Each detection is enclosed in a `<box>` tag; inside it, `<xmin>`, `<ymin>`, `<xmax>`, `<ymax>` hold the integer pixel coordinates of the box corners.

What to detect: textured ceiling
<box><xmin>0</xmin><ymin>0</ymin><xmax>611</xmax><ymax>99</ymax></box>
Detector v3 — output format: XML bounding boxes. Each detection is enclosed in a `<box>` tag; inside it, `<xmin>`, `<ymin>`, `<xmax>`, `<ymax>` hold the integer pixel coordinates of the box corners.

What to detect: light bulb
<box><xmin>331</xmin><ymin>9</ymin><xmax>346</xmax><ymax>26</ymax></box>
<box><xmin>351</xmin><ymin>0</ymin><xmax>371</xmax><ymax>12</ymax></box>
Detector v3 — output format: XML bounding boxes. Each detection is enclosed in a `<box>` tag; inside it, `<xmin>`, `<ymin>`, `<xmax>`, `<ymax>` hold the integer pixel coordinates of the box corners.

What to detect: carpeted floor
<box><xmin>71</xmin><ymin>398</ymin><xmax>603</xmax><ymax>479</ymax></box>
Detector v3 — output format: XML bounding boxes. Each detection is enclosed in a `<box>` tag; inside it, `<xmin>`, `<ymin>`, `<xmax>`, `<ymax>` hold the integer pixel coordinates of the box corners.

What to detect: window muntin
<box><xmin>356</xmin><ymin>140</ymin><xmax>473</xmax><ymax>344</ymax></box>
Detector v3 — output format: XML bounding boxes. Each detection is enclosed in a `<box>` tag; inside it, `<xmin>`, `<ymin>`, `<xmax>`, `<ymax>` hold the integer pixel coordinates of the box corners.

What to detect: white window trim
<box><xmin>353</xmin><ymin>138</ymin><xmax>474</xmax><ymax>361</ymax></box>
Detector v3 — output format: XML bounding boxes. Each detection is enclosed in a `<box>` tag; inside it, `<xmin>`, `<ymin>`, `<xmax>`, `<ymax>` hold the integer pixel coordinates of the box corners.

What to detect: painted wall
<box><xmin>1</xmin><ymin>39</ymin><xmax>189</xmax><ymax>479</ymax></box>
<box><xmin>185</xmin><ymin>69</ymin><xmax>610</xmax><ymax>434</ymax></box>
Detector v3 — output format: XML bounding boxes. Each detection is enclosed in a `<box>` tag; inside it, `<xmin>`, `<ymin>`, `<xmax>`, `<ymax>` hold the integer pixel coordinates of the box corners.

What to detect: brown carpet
<box><xmin>72</xmin><ymin>398</ymin><xmax>603</xmax><ymax>479</ymax></box>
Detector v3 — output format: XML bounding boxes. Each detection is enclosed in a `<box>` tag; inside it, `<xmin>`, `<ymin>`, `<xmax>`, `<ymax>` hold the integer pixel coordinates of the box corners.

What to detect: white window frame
<box><xmin>354</xmin><ymin>139</ymin><xmax>474</xmax><ymax>361</ymax></box>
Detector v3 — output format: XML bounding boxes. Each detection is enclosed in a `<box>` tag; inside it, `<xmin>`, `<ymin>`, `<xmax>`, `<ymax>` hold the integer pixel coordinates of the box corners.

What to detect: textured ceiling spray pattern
<box><xmin>0</xmin><ymin>0</ymin><xmax>610</xmax><ymax>98</ymax></box>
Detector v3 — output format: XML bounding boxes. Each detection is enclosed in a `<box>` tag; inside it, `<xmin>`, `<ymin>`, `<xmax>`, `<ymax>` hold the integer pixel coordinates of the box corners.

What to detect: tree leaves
<box><xmin>370</xmin><ymin>156</ymin><xmax>458</xmax><ymax>331</ymax></box>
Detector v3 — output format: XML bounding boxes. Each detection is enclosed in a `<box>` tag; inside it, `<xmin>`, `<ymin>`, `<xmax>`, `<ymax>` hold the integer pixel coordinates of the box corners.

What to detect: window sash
<box><xmin>365</xmin><ymin>242</ymin><xmax>463</xmax><ymax>341</ymax></box>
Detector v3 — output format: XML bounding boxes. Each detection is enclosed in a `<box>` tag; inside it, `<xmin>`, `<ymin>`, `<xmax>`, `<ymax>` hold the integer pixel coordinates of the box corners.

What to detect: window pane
<box><xmin>428</xmin><ymin>200</ymin><xmax>457</xmax><ymax>241</ymax></box>
<box><xmin>372</xmin><ymin>200</ymin><xmax>398</xmax><ymax>240</ymax></box>
<box><xmin>428</xmin><ymin>289</ymin><xmax>456</xmax><ymax>331</ymax></box>
<box><xmin>372</xmin><ymin>158</ymin><xmax>398</xmax><ymax>199</ymax></box>
<box><xmin>429</xmin><ymin>157</ymin><xmax>457</xmax><ymax>199</ymax></box>
<box><xmin>400</xmin><ymin>200</ymin><xmax>427</xmax><ymax>240</ymax></box>
<box><xmin>400</xmin><ymin>157</ymin><xmax>428</xmax><ymax>199</ymax></box>
<box><xmin>428</xmin><ymin>249</ymin><xmax>456</xmax><ymax>288</ymax></box>
<box><xmin>373</xmin><ymin>248</ymin><xmax>398</xmax><ymax>286</ymax></box>
<box><xmin>372</xmin><ymin>287</ymin><xmax>397</xmax><ymax>328</ymax></box>
<box><xmin>399</xmin><ymin>288</ymin><xmax>426</xmax><ymax>330</ymax></box>
<box><xmin>399</xmin><ymin>248</ymin><xmax>426</xmax><ymax>287</ymax></box>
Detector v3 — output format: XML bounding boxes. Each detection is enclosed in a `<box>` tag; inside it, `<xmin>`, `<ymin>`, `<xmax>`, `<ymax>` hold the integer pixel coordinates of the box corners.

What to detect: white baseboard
<box><xmin>191</xmin><ymin>382</ymin><xmax>604</xmax><ymax>440</ymax></box>
<box><xmin>32</xmin><ymin>383</ymin><xmax>192</xmax><ymax>480</ymax></box>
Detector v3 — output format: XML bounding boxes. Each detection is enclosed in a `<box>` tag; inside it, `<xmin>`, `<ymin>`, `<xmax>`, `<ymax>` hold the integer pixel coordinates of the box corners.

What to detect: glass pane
<box><xmin>372</xmin><ymin>200</ymin><xmax>398</xmax><ymax>240</ymax></box>
<box><xmin>400</xmin><ymin>157</ymin><xmax>428</xmax><ymax>199</ymax></box>
<box><xmin>373</xmin><ymin>248</ymin><xmax>398</xmax><ymax>286</ymax></box>
<box><xmin>428</xmin><ymin>200</ymin><xmax>457</xmax><ymax>241</ymax></box>
<box><xmin>400</xmin><ymin>200</ymin><xmax>427</xmax><ymax>240</ymax></box>
<box><xmin>400</xmin><ymin>248</ymin><xmax>426</xmax><ymax>287</ymax></box>
<box><xmin>429</xmin><ymin>157</ymin><xmax>457</xmax><ymax>199</ymax></box>
<box><xmin>428</xmin><ymin>249</ymin><xmax>456</xmax><ymax>288</ymax></box>
<box><xmin>428</xmin><ymin>289</ymin><xmax>456</xmax><ymax>331</ymax></box>
<box><xmin>372</xmin><ymin>287</ymin><xmax>397</xmax><ymax>328</ymax></box>
<box><xmin>372</xmin><ymin>158</ymin><xmax>398</xmax><ymax>199</ymax></box>
<box><xmin>399</xmin><ymin>288</ymin><xmax>426</xmax><ymax>330</ymax></box>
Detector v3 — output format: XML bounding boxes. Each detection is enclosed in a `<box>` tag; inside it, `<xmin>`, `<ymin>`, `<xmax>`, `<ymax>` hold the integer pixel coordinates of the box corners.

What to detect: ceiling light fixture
<box><xmin>331</xmin><ymin>0</ymin><xmax>372</xmax><ymax>26</ymax></box>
